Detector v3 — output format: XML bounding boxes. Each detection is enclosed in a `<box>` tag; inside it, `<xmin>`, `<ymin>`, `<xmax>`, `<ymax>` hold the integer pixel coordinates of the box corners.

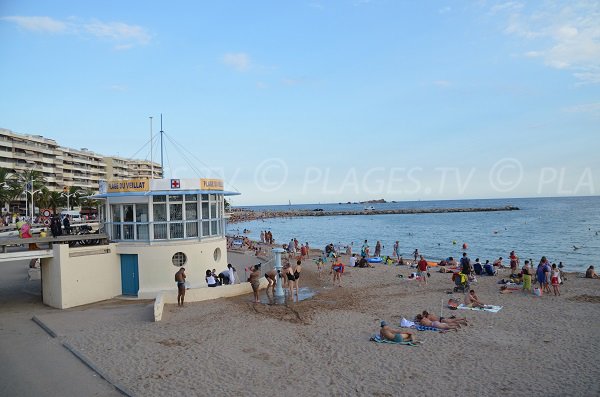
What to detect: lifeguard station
<box><xmin>38</xmin><ymin>177</ymin><xmax>244</xmax><ymax>309</ymax></box>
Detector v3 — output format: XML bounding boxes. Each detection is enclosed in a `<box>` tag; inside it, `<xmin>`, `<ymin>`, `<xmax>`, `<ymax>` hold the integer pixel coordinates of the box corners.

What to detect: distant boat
<box><xmin>364</xmin><ymin>206</ymin><xmax>375</xmax><ymax>211</ymax></box>
<box><xmin>288</xmin><ymin>200</ymin><xmax>292</xmax><ymax>206</ymax></box>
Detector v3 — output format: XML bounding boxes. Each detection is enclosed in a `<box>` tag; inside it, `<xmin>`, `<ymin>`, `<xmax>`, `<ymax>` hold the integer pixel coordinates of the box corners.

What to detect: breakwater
<box><xmin>228</xmin><ymin>205</ymin><xmax>519</xmax><ymax>224</ymax></box>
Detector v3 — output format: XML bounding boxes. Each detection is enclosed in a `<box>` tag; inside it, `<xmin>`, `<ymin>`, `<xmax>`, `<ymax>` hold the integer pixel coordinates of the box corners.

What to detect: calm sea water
<box><xmin>228</xmin><ymin>196</ymin><xmax>600</xmax><ymax>272</ymax></box>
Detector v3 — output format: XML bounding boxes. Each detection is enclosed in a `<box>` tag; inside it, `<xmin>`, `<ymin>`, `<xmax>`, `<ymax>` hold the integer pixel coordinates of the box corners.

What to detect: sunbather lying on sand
<box><xmin>422</xmin><ymin>311</ymin><xmax>468</xmax><ymax>326</ymax></box>
<box><xmin>380</xmin><ymin>321</ymin><xmax>416</xmax><ymax>343</ymax></box>
<box><xmin>415</xmin><ymin>314</ymin><xmax>459</xmax><ymax>331</ymax></box>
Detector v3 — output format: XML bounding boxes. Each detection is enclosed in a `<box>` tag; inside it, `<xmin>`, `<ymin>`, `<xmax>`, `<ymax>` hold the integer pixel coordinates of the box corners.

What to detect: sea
<box><xmin>227</xmin><ymin>196</ymin><xmax>600</xmax><ymax>273</ymax></box>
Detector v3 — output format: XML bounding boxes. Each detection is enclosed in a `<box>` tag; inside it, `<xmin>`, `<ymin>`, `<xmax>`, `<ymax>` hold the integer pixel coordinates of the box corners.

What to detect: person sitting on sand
<box><xmin>464</xmin><ymin>290</ymin><xmax>485</xmax><ymax>308</ymax></box>
<box><xmin>493</xmin><ymin>257</ymin><xmax>505</xmax><ymax>268</ymax></box>
<box><xmin>415</xmin><ymin>314</ymin><xmax>459</xmax><ymax>331</ymax></box>
<box><xmin>586</xmin><ymin>266</ymin><xmax>599</xmax><ymax>279</ymax></box>
<box><xmin>422</xmin><ymin>310</ymin><xmax>468</xmax><ymax>327</ymax></box>
<box><xmin>483</xmin><ymin>260</ymin><xmax>497</xmax><ymax>276</ymax></box>
<box><xmin>380</xmin><ymin>321</ymin><xmax>416</xmax><ymax>343</ymax></box>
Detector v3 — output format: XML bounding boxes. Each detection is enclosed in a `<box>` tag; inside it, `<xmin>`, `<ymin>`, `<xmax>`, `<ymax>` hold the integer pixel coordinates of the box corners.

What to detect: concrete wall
<box><xmin>154</xmin><ymin>278</ymin><xmax>268</xmax><ymax>321</ymax></box>
<box><xmin>116</xmin><ymin>237</ymin><xmax>229</xmax><ymax>299</ymax></box>
<box><xmin>42</xmin><ymin>243</ymin><xmax>121</xmax><ymax>309</ymax></box>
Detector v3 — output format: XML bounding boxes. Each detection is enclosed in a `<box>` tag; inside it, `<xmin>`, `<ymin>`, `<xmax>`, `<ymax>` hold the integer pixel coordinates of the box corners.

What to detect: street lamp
<box><xmin>61</xmin><ymin>188</ymin><xmax>85</xmax><ymax>211</ymax></box>
<box><xmin>26</xmin><ymin>180</ymin><xmax>42</xmax><ymax>221</ymax></box>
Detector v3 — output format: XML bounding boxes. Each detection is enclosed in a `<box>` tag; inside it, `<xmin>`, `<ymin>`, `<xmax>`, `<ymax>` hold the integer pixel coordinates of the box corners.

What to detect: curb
<box><xmin>31</xmin><ymin>316</ymin><xmax>134</xmax><ymax>397</ymax></box>
<box><xmin>32</xmin><ymin>315</ymin><xmax>57</xmax><ymax>338</ymax></box>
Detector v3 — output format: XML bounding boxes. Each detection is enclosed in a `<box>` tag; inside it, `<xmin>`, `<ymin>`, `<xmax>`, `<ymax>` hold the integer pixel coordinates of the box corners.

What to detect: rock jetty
<box><xmin>228</xmin><ymin>205</ymin><xmax>519</xmax><ymax>224</ymax></box>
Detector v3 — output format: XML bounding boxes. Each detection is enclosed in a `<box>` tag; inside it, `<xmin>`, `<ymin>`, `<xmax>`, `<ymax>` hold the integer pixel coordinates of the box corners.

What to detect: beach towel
<box><xmin>369</xmin><ymin>334</ymin><xmax>418</xmax><ymax>346</ymax></box>
<box><xmin>457</xmin><ymin>304</ymin><xmax>503</xmax><ymax>313</ymax></box>
<box><xmin>415</xmin><ymin>325</ymin><xmax>441</xmax><ymax>332</ymax></box>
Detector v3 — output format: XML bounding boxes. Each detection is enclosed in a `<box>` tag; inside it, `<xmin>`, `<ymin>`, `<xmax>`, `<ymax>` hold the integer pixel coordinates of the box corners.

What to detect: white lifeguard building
<box><xmin>40</xmin><ymin>177</ymin><xmax>251</xmax><ymax>310</ymax></box>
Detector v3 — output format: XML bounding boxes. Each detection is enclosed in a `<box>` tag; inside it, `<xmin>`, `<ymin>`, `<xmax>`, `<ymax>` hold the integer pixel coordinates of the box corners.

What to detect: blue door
<box><xmin>120</xmin><ymin>254</ymin><xmax>139</xmax><ymax>296</ymax></box>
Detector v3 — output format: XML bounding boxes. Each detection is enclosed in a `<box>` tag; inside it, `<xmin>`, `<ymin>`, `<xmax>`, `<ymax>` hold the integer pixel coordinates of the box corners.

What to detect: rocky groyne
<box><xmin>228</xmin><ymin>205</ymin><xmax>520</xmax><ymax>224</ymax></box>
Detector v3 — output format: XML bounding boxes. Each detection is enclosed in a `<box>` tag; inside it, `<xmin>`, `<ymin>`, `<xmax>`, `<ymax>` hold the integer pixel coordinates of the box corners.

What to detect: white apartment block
<box><xmin>0</xmin><ymin>128</ymin><xmax>162</xmax><ymax>193</ymax></box>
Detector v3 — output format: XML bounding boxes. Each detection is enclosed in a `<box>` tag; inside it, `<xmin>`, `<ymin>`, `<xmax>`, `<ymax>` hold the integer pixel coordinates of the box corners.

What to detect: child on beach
<box><xmin>551</xmin><ymin>263</ymin><xmax>561</xmax><ymax>296</ymax></box>
<box><xmin>522</xmin><ymin>267</ymin><xmax>532</xmax><ymax>293</ymax></box>
<box><xmin>331</xmin><ymin>258</ymin><xmax>344</xmax><ymax>287</ymax></box>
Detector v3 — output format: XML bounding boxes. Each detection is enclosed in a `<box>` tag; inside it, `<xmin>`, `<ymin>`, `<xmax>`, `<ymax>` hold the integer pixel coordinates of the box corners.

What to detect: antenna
<box><xmin>149</xmin><ymin>116</ymin><xmax>154</xmax><ymax>179</ymax></box>
<box><xmin>160</xmin><ymin>114</ymin><xmax>164</xmax><ymax>177</ymax></box>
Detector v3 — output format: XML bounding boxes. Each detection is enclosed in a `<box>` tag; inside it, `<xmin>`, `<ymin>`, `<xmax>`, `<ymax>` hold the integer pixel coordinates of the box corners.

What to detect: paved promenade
<box><xmin>0</xmin><ymin>259</ymin><xmax>121</xmax><ymax>397</ymax></box>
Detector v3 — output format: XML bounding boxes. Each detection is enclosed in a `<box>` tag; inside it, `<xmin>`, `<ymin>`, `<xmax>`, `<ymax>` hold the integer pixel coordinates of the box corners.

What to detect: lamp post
<box><xmin>26</xmin><ymin>179</ymin><xmax>41</xmax><ymax>221</ymax></box>
<box><xmin>61</xmin><ymin>189</ymin><xmax>84</xmax><ymax>211</ymax></box>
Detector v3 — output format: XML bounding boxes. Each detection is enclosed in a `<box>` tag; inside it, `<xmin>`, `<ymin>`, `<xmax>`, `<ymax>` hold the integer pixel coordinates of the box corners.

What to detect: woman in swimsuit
<box><xmin>415</xmin><ymin>314</ymin><xmax>459</xmax><ymax>331</ymax></box>
<box><xmin>422</xmin><ymin>311</ymin><xmax>468</xmax><ymax>327</ymax></box>
<box><xmin>293</xmin><ymin>260</ymin><xmax>302</xmax><ymax>293</ymax></box>
<box><xmin>248</xmin><ymin>265</ymin><xmax>261</xmax><ymax>303</ymax></box>
<box><xmin>286</xmin><ymin>263</ymin><xmax>296</xmax><ymax>300</ymax></box>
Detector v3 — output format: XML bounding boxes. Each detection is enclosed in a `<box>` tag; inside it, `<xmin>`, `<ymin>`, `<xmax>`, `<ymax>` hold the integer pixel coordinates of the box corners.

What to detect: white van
<box><xmin>60</xmin><ymin>210</ymin><xmax>83</xmax><ymax>223</ymax></box>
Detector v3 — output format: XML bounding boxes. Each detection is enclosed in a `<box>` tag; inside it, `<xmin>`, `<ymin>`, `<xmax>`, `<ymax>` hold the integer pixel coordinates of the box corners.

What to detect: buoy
<box><xmin>452</xmin><ymin>240</ymin><xmax>457</xmax><ymax>245</ymax></box>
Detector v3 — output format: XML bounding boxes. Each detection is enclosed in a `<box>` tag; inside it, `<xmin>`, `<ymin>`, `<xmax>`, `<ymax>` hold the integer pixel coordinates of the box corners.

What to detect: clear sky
<box><xmin>1</xmin><ymin>1</ymin><xmax>599</xmax><ymax>205</ymax></box>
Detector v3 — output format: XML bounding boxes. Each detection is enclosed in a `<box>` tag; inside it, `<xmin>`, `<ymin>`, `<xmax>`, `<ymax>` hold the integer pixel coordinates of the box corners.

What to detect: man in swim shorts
<box><xmin>175</xmin><ymin>267</ymin><xmax>186</xmax><ymax>307</ymax></box>
<box><xmin>380</xmin><ymin>321</ymin><xmax>416</xmax><ymax>343</ymax></box>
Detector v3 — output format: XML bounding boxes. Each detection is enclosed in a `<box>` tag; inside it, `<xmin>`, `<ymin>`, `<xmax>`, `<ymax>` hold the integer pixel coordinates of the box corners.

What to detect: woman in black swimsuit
<box><xmin>285</xmin><ymin>264</ymin><xmax>296</xmax><ymax>299</ymax></box>
<box><xmin>293</xmin><ymin>260</ymin><xmax>302</xmax><ymax>298</ymax></box>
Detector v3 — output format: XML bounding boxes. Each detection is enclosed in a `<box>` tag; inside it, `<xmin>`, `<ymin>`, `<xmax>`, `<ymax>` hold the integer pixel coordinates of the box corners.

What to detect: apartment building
<box><xmin>0</xmin><ymin>128</ymin><xmax>162</xmax><ymax>195</ymax></box>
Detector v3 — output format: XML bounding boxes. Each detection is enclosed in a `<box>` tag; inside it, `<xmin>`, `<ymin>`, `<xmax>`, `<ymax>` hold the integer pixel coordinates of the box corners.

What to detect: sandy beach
<box><xmin>14</xmin><ymin>246</ymin><xmax>597</xmax><ymax>397</ymax></box>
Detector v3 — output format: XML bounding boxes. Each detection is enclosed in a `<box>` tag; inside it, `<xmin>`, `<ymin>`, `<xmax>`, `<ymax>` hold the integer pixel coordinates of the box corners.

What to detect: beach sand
<box><xmin>30</xmin><ymin>250</ymin><xmax>600</xmax><ymax>397</ymax></box>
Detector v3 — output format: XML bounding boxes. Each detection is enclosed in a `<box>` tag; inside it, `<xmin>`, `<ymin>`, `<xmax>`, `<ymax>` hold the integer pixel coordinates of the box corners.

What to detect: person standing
<box><xmin>413</xmin><ymin>249</ymin><xmax>419</xmax><ymax>263</ymax></box>
<box><xmin>460</xmin><ymin>252</ymin><xmax>472</xmax><ymax>275</ymax></box>
<box><xmin>248</xmin><ymin>265</ymin><xmax>261</xmax><ymax>303</ymax></box>
<box><xmin>331</xmin><ymin>257</ymin><xmax>344</xmax><ymax>287</ymax></box>
<box><xmin>62</xmin><ymin>215</ymin><xmax>71</xmax><ymax>235</ymax></box>
<box><xmin>175</xmin><ymin>267</ymin><xmax>186</xmax><ymax>306</ymax></box>
<box><xmin>361</xmin><ymin>240</ymin><xmax>370</xmax><ymax>257</ymax></box>
<box><xmin>260</xmin><ymin>230</ymin><xmax>265</xmax><ymax>244</ymax></box>
<box><xmin>537</xmin><ymin>257</ymin><xmax>551</xmax><ymax>294</ymax></box>
<box><xmin>417</xmin><ymin>255</ymin><xmax>428</xmax><ymax>285</ymax></box>
<box><xmin>374</xmin><ymin>241</ymin><xmax>381</xmax><ymax>257</ymax></box>
<box><xmin>393</xmin><ymin>241</ymin><xmax>400</xmax><ymax>262</ymax></box>
<box><xmin>551</xmin><ymin>263</ymin><xmax>561</xmax><ymax>296</ymax></box>
<box><xmin>509</xmin><ymin>250</ymin><xmax>520</xmax><ymax>274</ymax></box>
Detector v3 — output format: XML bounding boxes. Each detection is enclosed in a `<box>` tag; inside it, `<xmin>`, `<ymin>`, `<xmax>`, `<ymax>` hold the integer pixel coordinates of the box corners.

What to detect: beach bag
<box><xmin>533</xmin><ymin>287</ymin><xmax>542</xmax><ymax>297</ymax></box>
<box><xmin>447</xmin><ymin>299</ymin><xmax>459</xmax><ymax>310</ymax></box>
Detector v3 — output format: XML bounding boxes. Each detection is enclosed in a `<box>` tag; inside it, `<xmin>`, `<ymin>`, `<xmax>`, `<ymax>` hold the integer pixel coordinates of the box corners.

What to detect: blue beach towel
<box><xmin>369</xmin><ymin>334</ymin><xmax>418</xmax><ymax>346</ymax></box>
<box><xmin>415</xmin><ymin>325</ymin><xmax>441</xmax><ymax>332</ymax></box>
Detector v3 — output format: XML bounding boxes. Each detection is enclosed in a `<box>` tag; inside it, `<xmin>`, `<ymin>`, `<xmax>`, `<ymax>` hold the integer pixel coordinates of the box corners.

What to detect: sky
<box><xmin>1</xmin><ymin>0</ymin><xmax>599</xmax><ymax>205</ymax></box>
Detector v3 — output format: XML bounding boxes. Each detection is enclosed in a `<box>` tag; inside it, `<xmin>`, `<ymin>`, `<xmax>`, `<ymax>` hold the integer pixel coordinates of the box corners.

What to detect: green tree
<box><xmin>0</xmin><ymin>167</ymin><xmax>22</xmax><ymax>210</ymax></box>
<box><xmin>48</xmin><ymin>191</ymin><xmax>65</xmax><ymax>215</ymax></box>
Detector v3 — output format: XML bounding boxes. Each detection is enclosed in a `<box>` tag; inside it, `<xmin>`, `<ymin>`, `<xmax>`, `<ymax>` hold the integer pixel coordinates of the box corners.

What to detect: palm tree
<box><xmin>0</xmin><ymin>167</ymin><xmax>22</xmax><ymax>211</ymax></box>
<box><xmin>48</xmin><ymin>191</ymin><xmax>65</xmax><ymax>215</ymax></box>
<box><xmin>16</xmin><ymin>169</ymin><xmax>45</xmax><ymax>191</ymax></box>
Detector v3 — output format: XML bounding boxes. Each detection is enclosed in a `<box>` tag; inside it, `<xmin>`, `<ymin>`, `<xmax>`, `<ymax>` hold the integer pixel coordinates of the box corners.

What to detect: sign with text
<box><xmin>200</xmin><ymin>178</ymin><xmax>224</xmax><ymax>191</ymax></box>
<box><xmin>107</xmin><ymin>179</ymin><xmax>149</xmax><ymax>193</ymax></box>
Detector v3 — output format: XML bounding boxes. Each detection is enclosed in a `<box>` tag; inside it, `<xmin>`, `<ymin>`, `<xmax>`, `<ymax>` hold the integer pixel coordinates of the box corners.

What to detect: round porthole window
<box><xmin>213</xmin><ymin>247</ymin><xmax>221</xmax><ymax>262</ymax></box>
<box><xmin>172</xmin><ymin>252</ymin><xmax>187</xmax><ymax>267</ymax></box>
